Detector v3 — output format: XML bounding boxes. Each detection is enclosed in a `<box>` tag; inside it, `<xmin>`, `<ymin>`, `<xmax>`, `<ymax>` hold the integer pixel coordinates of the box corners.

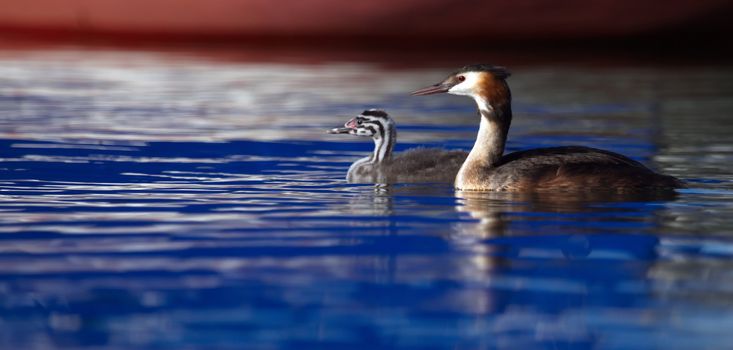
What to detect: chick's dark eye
<box><xmin>457</xmin><ymin>76</ymin><xmax>465</xmax><ymax>82</ymax></box>
<box><xmin>357</xmin><ymin>120</ymin><xmax>363</xmax><ymax>125</ymax></box>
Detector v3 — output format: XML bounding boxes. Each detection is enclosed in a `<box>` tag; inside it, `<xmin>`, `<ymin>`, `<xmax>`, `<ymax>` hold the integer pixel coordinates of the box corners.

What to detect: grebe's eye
<box><xmin>457</xmin><ymin>75</ymin><xmax>465</xmax><ymax>82</ymax></box>
<box><xmin>357</xmin><ymin>120</ymin><xmax>363</xmax><ymax>125</ymax></box>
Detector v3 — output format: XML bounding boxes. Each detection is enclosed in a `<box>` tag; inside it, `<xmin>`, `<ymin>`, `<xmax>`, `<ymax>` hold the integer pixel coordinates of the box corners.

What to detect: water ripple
<box><xmin>1</xmin><ymin>48</ymin><xmax>732</xmax><ymax>349</ymax></box>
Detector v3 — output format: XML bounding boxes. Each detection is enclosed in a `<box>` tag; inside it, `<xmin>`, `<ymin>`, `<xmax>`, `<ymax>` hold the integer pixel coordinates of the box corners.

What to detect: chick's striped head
<box><xmin>328</xmin><ymin>109</ymin><xmax>394</xmax><ymax>138</ymax></box>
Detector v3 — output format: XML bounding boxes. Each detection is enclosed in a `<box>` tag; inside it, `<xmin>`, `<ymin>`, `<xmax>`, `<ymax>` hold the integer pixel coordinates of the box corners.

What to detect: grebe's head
<box><xmin>327</xmin><ymin>109</ymin><xmax>394</xmax><ymax>138</ymax></box>
<box><xmin>411</xmin><ymin>64</ymin><xmax>511</xmax><ymax>103</ymax></box>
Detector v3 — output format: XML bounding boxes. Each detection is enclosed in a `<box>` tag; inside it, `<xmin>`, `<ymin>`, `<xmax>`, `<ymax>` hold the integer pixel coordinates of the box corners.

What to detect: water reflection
<box><xmin>450</xmin><ymin>190</ymin><xmax>668</xmax><ymax>272</ymax></box>
<box><xmin>1</xmin><ymin>47</ymin><xmax>733</xmax><ymax>348</ymax></box>
<box><xmin>334</xmin><ymin>186</ymin><xmax>733</xmax><ymax>348</ymax></box>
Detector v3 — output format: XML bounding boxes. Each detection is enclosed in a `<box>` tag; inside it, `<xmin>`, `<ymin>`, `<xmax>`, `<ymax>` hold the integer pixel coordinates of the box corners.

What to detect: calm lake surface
<box><xmin>1</xmin><ymin>46</ymin><xmax>732</xmax><ymax>349</ymax></box>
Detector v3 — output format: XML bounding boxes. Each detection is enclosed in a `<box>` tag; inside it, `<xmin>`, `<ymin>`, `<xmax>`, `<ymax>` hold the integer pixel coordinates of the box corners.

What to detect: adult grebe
<box><xmin>411</xmin><ymin>64</ymin><xmax>684</xmax><ymax>192</ymax></box>
<box><xmin>328</xmin><ymin>109</ymin><xmax>467</xmax><ymax>183</ymax></box>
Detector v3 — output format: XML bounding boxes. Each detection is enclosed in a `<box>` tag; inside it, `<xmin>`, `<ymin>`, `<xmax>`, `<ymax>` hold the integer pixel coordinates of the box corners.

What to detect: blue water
<box><xmin>1</xmin><ymin>48</ymin><xmax>733</xmax><ymax>349</ymax></box>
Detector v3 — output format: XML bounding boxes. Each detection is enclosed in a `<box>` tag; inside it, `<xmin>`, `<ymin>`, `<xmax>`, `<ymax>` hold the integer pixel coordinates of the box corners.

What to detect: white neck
<box><xmin>345</xmin><ymin>125</ymin><xmax>395</xmax><ymax>182</ymax></box>
<box><xmin>455</xmin><ymin>97</ymin><xmax>509</xmax><ymax>188</ymax></box>
<box><xmin>370</xmin><ymin>126</ymin><xmax>395</xmax><ymax>164</ymax></box>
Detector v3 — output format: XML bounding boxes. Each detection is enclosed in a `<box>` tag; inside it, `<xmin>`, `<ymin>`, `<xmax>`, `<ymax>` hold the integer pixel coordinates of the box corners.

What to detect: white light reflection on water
<box><xmin>1</xmin><ymin>48</ymin><xmax>733</xmax><ymax>349</ymax></box>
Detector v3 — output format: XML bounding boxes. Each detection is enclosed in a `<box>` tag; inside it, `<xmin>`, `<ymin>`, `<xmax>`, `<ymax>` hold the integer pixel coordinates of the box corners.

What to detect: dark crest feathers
<box><xmin>361</xmin><ymin>109</ymin><xmax>389</xmax><ymax>118</ymax></box>
<box><xmin>456</xmin><ymin>64</ymin><xmax>511</xmax><ymax>79</ymax></box>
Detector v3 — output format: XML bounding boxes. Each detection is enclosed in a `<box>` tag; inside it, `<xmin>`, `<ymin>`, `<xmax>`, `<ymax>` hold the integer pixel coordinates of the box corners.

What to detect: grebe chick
<box><xmin>411</xmin><ymin>64</ymin><xmax>684</xmax><ymax>192</ymax></box>
<box><xmin>328</xmin><ymin>109</ymin><xmax>467</xmax><ymax>184</ymax></box>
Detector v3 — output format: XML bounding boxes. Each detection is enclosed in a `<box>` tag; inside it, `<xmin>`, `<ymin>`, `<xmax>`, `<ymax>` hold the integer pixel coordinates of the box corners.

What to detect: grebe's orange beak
<box><xmin>410</xmin><ymin>83</ymin><xmax>451</xmax><ymax>96</ymax></box>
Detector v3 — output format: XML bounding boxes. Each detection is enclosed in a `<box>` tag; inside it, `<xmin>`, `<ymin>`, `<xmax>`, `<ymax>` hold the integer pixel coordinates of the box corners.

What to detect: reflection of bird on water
<box><xmin>328</xmin><ymin>109</ymin><xmax>467</xmax><ymax>184</ymax></box>
<box><xmin>412</xmin><ymin>64</ymin><xmax>684</xmax><ymax>192</ymax></box>
<box><xmin>453</xmin><ymin>190</ymin><xmax>675</xmax><ymax>259</ymax></box>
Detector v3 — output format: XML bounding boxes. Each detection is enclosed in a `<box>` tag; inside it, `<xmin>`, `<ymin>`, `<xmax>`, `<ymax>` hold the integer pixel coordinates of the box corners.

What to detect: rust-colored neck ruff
<box><xmin>476</xmin><ymin>74</ymin><xmax>512</xmax><ymax>112</ymax></box>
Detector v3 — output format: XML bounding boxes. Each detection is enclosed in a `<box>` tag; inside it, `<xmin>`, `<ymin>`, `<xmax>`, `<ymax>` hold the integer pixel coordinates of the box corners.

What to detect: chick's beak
<box><xmin>326</xmin><ymin>117</ymin><xmax>358</xmax><ymax>134</ymax></box>
<box><xmin>410</xmin><ymin>82</ymin><xmax>451</xmax><ymax>96</ymax></box>
<box><xmin>327</xmin><ymin>127</ymin><xmax>351</xmax><ymax>134</ymax></box>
